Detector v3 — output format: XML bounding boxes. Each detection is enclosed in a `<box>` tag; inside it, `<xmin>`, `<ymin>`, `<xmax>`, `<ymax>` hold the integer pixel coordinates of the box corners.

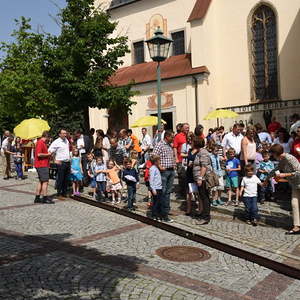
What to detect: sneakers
<box><xmin>251</xmin><ymin>220</ymin><xmax>258</xmax><ymax>226</ymax></box>
<box><xmin>162</xmin><ymin>218</ymin><xmax>174</xmax><ymax>223</ymax></box>
<box><xmin>212</xmin><ymin>200</ymin><xmax>218</xmax><ymax>206</ymax></box>
<box><xmin>34</xmin><ymin>196</ymin><xmax>42</xmax><ymax>203</ymax></box>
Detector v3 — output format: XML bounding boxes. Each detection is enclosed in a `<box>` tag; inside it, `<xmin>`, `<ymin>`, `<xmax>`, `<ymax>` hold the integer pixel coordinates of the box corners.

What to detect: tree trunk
<box><xmin>83</xmin><ymin>106</ymin><xmax>90</xmax><ymax>134</ymax></box>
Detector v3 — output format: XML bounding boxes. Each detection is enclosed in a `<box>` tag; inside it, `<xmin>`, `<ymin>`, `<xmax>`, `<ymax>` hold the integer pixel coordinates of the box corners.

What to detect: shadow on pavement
<box><xmin>0</xmin><ymin>232</ymin><xmax>147</xmax><ymax>300</ymax></box>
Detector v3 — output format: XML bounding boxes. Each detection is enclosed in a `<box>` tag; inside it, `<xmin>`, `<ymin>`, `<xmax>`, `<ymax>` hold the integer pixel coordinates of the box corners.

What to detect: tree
<box><xmin>0</xmin><ymin>17</ymin><xmax>57</xmax><ymax>131</ymax></box>
<box><xmin>43</xmin><ymin>0</ymin><xmax>136</xmax><ymax>132</ymax></box>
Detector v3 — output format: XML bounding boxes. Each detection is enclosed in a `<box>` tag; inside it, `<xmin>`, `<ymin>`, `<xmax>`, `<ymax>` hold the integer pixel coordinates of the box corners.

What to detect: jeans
<box><xmin>161</xmin><ymin>170</ymin><xmax>175</xmax><ymax>214</ymax></box>
<box><xmin>15</xmin><ymin>162</ymin><xmax>23</xmax><ymax>178</ymax></box>
<box><xmin>198</xmin><ymin>183</ymin><xmax>211</xmax><ymax>221</ymax></box>
<box><xmin>56</xmin><ymin>162</ymin><xmax>70</xmax><ymax>195</ymax></box>
<box><xmin>259</xmin><ymin>182</ymin><xmax>272</xmax><ymax>202</ymax></box>
<box><xmin>243</xmin><ymin>196</ymin><xmax>259</xmax><ymax>221</ymax></box>
<box><xmin>152</xmin><ymin>189</ymin><xmax>166</xmax><ymax>218</ymax></box>
<box><xmin>97</xmin><ymin>181</ymin><xmax>106</xmax><ymax>194</ymax></box>
<box><xmin>127</xmin><ymin>184</ymin><xmax>136</xmax><ymax>209</ymax></box>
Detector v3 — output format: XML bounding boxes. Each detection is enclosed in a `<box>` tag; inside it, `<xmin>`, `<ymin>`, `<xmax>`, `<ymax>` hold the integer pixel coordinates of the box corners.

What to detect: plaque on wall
<box><xmin>146</xmin><ymin>14</ymin><xmax>167</xmax><ymax>39</ymax></box>
<box><xmin>148</xmin><ymin>93</ymin><xmax>173</xmax><ymax>110</ymax></box>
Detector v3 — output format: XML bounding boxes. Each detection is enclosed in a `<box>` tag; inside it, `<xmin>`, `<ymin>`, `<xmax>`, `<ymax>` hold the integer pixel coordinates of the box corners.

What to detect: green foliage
<box><xmin>0</xmin><ymin>17</ymin><xmax>57</xmax><ymax>131</ymax></box>
<box><xmin>43</xmin><ymin>0</ymin><xmax>136</xmax><ymax>127</ymax></box>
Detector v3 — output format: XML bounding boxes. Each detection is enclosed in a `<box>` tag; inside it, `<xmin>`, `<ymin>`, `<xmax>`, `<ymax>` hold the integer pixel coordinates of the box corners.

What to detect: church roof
<box><xmin>109</xmin><ymin>54</ymin><xmax>208</xmax><ymax>86</ymax></box>
<box><xmin>188</xmin><ymin>0</ymin><xmax>212</xmax><ymax>22</ymax></box>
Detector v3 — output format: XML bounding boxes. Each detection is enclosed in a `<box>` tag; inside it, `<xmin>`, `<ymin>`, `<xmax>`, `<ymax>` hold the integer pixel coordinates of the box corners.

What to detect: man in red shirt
<box><xmin>173</xmin><ymin>123</ymin><xmax>189</xmax><ymax>163</ymax></box>
<box><xmin>173</xmin><ymin>123</ymin><xmax>189</xmax><ymax>196</ymax></box>
<box><xmin>292</xmin><ymin>126</ymin><xmax>300</xmax><ymax>162</ymax></box>
<box><xmin>34</xmin><ymin>131</ymin><xmax>54</xmax><ymax>204</ymax></box>
<box><xmin>268</xmin><ymin>117</ymin><xmax>281</xmax><ymax>140</ymax></box>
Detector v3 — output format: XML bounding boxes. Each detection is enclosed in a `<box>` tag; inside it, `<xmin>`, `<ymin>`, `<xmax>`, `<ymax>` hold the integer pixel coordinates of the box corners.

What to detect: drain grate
<box><xmin>156</xmin><ymin>246</ymin><xmax>211</xmax><ymax>262</ymax></box>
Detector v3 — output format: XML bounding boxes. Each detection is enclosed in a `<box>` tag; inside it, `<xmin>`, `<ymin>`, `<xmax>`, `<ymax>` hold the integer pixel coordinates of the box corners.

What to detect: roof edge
<box><xmin>188</xmin><ymin>0</ymin><xmax>212</xmax><ymax>22</ymax></box>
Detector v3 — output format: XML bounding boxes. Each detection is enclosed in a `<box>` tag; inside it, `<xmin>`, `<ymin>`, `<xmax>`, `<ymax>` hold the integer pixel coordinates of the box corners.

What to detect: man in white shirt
<box><xmin>255</xmin><ymin>123</ymin><xmax>272</xmax><ymax>144</ymax></box>
<box><xmin>141</xmin><ymin>128</ymin><xmax>152</xmax><ymax>162</ymax></box>
<box><xmin>222</xmin><ymin>124</ymin><xmax>243</xmax><ymax>158</ymax></box>
<box><xmin>1</xmin><ymin>133</ymin><xmax>13</xmax><ymax>179</ymax></box>
<box><xmin>49</xmin><ymin>129</ymin><xmax>71</xmax><ymax>197</ymax></box>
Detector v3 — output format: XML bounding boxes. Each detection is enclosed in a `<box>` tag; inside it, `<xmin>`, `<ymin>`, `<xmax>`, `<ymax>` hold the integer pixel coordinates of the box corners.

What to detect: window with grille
<box><xmin>171</xmin><ymin>31</ymin><xmax>185</xmax><ymax>56</ymax></box>
<box><xmin>250</xmin><ymin>5</ymin><xmax>278</xmax><ymax>101</ymax></box>
<box><xmin>133</xmin><ymin>41</ymin><xmax>145</xmax><ymax>64</ymax></box>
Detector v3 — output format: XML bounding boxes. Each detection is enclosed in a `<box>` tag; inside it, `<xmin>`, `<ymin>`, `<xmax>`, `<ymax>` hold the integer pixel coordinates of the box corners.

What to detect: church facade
<box><xmin>90</xmin><ymin>0</ymin><xmax>300</xmax><ymax>133</ymax></box>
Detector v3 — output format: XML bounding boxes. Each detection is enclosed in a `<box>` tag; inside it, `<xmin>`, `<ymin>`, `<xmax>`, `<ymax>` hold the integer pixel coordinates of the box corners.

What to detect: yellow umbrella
<box><xmin>204</xmin><ymin>109</ymin><xmax>239</xmax><ymax>120</ymax></box>
<box><xmin>131</xmin><ymin>116</ymin><xmax>166</xmax><ymax>128</ymax></box>
<box><xmin>14</xmin><ymin>118</ymin><xmax>50</xmax><ymax>140</ymax></box>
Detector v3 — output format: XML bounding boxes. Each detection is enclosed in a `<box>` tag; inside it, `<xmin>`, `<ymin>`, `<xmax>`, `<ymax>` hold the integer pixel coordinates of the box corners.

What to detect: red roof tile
<box><xmin>109</xmin><ymin>54</ymin><xmax>208</xmax><ymax>86</ymax></box>
<box><xmin>188</xmin><ymin>0</ymin><xmax>212</xmax><ymax>22</ymax></box>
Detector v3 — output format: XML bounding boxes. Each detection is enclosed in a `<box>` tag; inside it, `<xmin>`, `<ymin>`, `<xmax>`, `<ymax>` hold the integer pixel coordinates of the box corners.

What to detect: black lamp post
<box><xmin>145</xmin><ymin>28</ymin><xmax>173</xmax><ymax>130</ymax></box>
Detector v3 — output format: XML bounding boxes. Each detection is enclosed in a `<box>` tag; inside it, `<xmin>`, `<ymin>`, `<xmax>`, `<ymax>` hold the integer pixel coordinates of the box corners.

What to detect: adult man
<box><xmin>1</xmin><ymin>134</ymin><xmax>14</xmax><ymax>180</ymax></box>
<box><xmin>49</xmin><ymin>129</ymin><xmax>71</xmax><ymax>197</ymax></box>
<box><xmin>141</xmin><ymin>128</ymin><xmax>152</xmax><ymax>161</ymax></box>
<box><xmin>152</xmin><ymin>124</ymin><xmax>166</xmax><ymax>147</ymax></box>
<box><xmin>109</xmin><ymin>138</ymin><xmax>127</xmax><ymax>165</ymax></box>
<box><xmin>290</xmin><ymin>114</ymin><xmax>300</xmax><ymax>135</ymax></box>
<box><xmin>222</xmin><ymin>124</ymin><xmax>243</xmax><ymax>158</ymax></box>
<box><xmin>153</xmin><ymin>130</ymin><xmax>176</xmax><ymax>222</ymax></box>
<box><xmin>34</xmin><ymin>131</ymin><xmax>54</xmax><ymax>204</ymax></box>
<box><xmin>75</xmin><ymin>129</ymin><xmax>93</xmax><ymax>184</ymax></box>
<box><xmin>118</xmin><ymin>129</ymin><xmax>132</xmax><ymax>154</ymax></box>
<box><xmin>173</xmin><ymin>123</ymin><xmax>189</xmax><ymax>196</ymax></box>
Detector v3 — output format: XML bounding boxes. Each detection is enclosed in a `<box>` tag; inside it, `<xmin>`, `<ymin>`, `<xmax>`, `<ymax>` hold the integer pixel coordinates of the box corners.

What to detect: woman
<box><xmin>273</xmin><ymin>128</ymin><xmax>293</xmax><ymax>154</ymax></box>
<box><xmin>98</xmin><ymin>129</ymin><xmax>110</xmax><ymax>163</ymax></box>
<box><xmin>240</xmin><ymin>125</ymin><xmax>257</xmax><ymax>172</ymax></box>
<box><xmin>267</xmin><ymin>144</ymin><xmax>300</xmax><ymax>234</ymax></box>
<box><xmin>193</xmin><ymin>137</ymin><xmax>213</xmax><ymax>225</ymax></box>
<box><xmin>194</xmin><ymin>124</ymin><xmax>205</xmax><ymax>140</ymax></box>
<box><xmin>291</xmin><ymin>126</ymin><xmax>300</xmax><ymax>162</ymax></box>
<box><xmin>93</xmin><ymin>136</ymin><xmax>103</xmax><ymax>158</ymax></box>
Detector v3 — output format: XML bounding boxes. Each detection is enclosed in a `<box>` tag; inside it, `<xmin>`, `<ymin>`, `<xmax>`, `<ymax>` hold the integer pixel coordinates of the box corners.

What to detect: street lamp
<box><xmin>145</xmin><ymin>27</ymin><xmax>173</xmax><ymax>131</ymax></box>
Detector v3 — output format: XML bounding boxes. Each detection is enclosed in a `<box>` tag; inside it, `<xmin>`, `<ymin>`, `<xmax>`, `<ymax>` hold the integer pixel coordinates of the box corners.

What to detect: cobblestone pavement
<box><xmin>0</xmin><ymin>175</ymin><xmax>300</xmax><ymax>299</ymax></box>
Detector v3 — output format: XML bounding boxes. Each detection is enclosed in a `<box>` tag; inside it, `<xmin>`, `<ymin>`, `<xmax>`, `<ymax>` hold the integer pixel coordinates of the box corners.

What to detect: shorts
<box><xmin>36</xmin><ymin>167</ymin><xmax>49</xmax><ymax>182</ymax></box>
<box><xmin>107</xmin><ymin>180</ymin><xmax>122</xmax><ymax>191</ymax></box>
<box><xmin>226</xmin><ymin>176</ymin><xmax>239</xmax><ymax>188</ymax></box>
<box><xmin>90</xmin><ymin>178</ymin><xmax>97</xmax><ymax>188</ymax></box>
<box><xmin>211</xmin><ymin>176</ymin><xmax>224</xmax><ymax>191</ymax></box>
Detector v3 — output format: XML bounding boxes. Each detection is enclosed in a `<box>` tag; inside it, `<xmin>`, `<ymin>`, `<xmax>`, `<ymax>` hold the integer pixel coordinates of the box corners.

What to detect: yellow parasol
<box><xmin>204</xmin><ymin>109</ymin><xmax>239</xmax><ymax>120</ymax></box>
<box><xmin>13</xmin><ymin>118</ymin><xmax>50</xmax><ymax>140</ymax></box>
<box><xmin>131</xmin><ymin>116</ymin><xmax>167</xmax><ymax>128</ymax></box>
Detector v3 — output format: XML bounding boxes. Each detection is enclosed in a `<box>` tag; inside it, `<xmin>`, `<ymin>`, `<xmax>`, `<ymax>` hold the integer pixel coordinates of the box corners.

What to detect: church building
<box><xmin>90</xmin><ymin>0</ymin><xmax>300</xmax><ymax>133</ymax></box>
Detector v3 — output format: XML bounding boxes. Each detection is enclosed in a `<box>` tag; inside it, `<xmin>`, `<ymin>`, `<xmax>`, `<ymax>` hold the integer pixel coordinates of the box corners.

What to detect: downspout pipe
<box><xmin>193</xmin><ymin>76</ymin><xmax>199</xmax><ymax>125</ymax></box>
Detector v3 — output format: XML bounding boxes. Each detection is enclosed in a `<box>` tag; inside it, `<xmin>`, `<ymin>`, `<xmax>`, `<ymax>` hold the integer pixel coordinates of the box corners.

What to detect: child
<box><xmin>240</xmin><ymin>164</ymin><xmax>262</xmax><ymax>226</ymax></box>
<box><xmin>130</xmin><ymin>150</ymin><xmax>139</xmax><ymax>170</ymax></box>
<box><xmin>87</xmin><ymin>153</ymin><xmax>97</xmax><ymax>199</ymax></box>
<box><xmin>225</xmin><ymin>148</ymin><xmax>241</xmax><ymax>206</ymax></box>
<box><xmin>95</xmin><ymin>156</ymin><xmax>107</xmax><ymax>201</ymax></box>
<box><xmin>257</xmin><ymin>151</ymin><xmax>274</xmax><ymax>204</ymax></box>
<box><xmin>122</xmin><ymin>158</ymin><xmax>139</xmax><ymax>210</ymax></box>
<box><xmin>210</xmin><ymin>145</ymin><xmax>224</xmax><ymax>206</ymax></box>
<box><xmin>101</xmin><ymin>160</ymin><xmax>122</xmax><ymax>204</ymax></box>
<box><xmin>143</xmin><ymin>159</ymin><xmax>153</xmax><ymax>207</ymax></box>
<box><xmin>149</xmin><ymin>155</ymin><xmax>164</xmax><ymax>220</ymax></box>
<box><xmin>11</xmin><ymin>141</ymin><xmax>24</xmax><ymax>180</ymax></box>
<box><xmin>70</xmin><ymin>148</ymin><xmax>83</xmax><ymax>196</ymax></box>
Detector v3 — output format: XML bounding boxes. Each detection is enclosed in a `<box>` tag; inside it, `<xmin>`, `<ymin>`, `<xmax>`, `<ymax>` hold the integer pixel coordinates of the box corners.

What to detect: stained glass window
<box><xmin>251</xmin><ymin>5</ymin><xmax>278</xmax><ymax>101</ymax></box>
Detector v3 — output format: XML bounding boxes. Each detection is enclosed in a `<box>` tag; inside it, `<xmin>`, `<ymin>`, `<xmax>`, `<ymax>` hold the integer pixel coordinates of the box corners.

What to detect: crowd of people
<box><xmin>1</xmin><ymin>113</ymin><xmax>300</xmax><ymax>233</ymax></box>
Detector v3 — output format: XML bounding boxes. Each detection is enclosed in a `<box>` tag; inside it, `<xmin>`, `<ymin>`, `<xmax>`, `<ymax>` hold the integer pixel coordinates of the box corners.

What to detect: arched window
<box><xmin>250</xmin><ymin>4</ymin><xmax>278</xmax><ymax>101</ymax></box>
